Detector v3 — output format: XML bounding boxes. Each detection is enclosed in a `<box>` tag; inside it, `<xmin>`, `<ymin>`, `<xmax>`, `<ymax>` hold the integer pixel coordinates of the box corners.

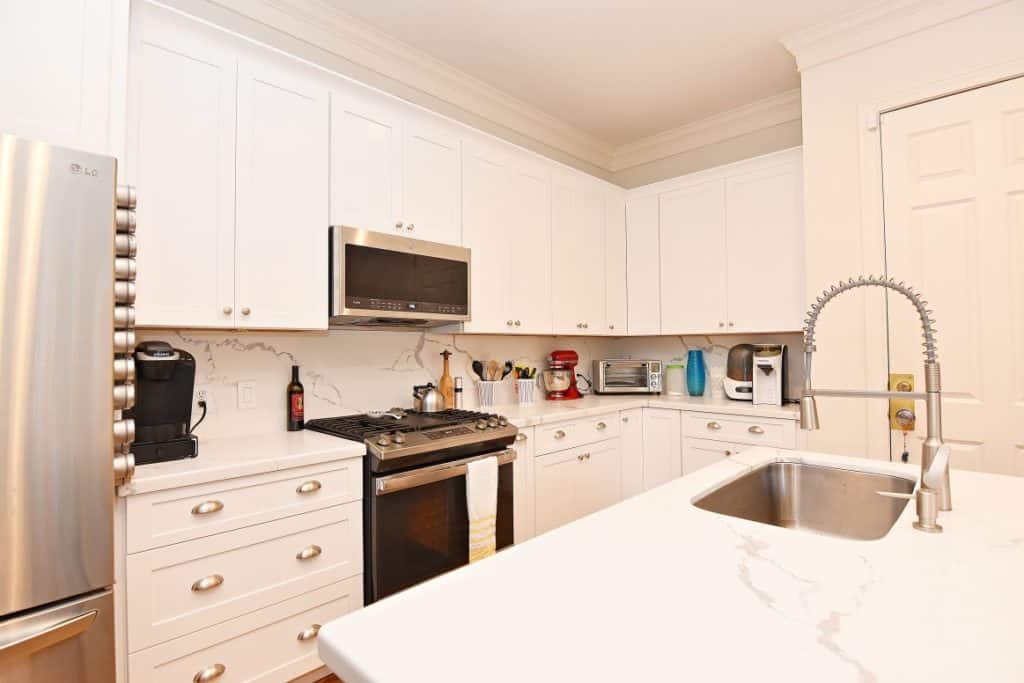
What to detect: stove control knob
<box><xmin>476</xmin><ymin>420</ymin><xmax>488</xmax><ymax>430</ymax></box>
<box><xmin>376</xmin><ymin>435</ymin><xmax>391</xmax><ymax>447</ymax></box>
<box><xmin>487</xmin><ymin>417</ymin><xmax>499</xmax><ymax>428</ymax></box>
<box><xmin>497</xmin><ymin>416</ymin><xmax>509</xmax><ymax>427</ymax></box>
<box><xmin>392</xmin><ymin>432</ymin><xmax>406</xmax><ymax>445</ymax></box>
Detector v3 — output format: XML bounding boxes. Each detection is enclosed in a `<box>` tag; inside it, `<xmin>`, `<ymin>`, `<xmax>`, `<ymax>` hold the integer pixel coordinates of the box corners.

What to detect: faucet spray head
<box><xmin>799</xmin><ymin>394</ymin><xmax>819</xmax><ymax>431</ymax></box>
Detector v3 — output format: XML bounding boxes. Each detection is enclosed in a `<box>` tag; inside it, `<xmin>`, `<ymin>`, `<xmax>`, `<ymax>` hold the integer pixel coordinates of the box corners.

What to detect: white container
<box><xmin>516</xmin><ymin>378</ymin><xmax>536</xmax><ymax>405</ymax></box>
<box><xmin>477</xmin><ymin>381</ymin><xmax>498</xmax><ymax>408</ymax></box>
<box><xmin>664</xmin><ymin>360</ymin><xmax>686</xmax><ymax>396</ymax></box>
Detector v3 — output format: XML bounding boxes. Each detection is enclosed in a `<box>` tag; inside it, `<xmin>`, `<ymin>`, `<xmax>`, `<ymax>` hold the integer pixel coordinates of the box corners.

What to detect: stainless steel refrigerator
<box><xmin>0</xmin><ymin>133</ymin><xmax>137</xmax><ymax>682</ymax></box>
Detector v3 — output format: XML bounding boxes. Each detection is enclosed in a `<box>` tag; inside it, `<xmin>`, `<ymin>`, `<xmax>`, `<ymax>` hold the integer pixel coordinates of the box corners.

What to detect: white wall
<box><xmin>796</xmin><ymin>0</ymin><xmax>1024</xmax><ymax>458</ymax></box>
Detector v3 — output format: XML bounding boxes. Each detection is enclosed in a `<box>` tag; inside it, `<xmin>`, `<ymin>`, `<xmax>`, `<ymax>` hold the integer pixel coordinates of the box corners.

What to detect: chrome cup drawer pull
<box><xmin>596</xmin><ymin>422</ymin><xmax>607</xmax><ymax>430</ymax></box>
<box><xmin>554</xmin><ymin>430</ymin><xmax>566</xmax><ymax>439</ymax></box>
<box><xmin>193</xmin><ymin>664</ymin><xmax>226</xmax><ymax>682</ymax></box>
<box><xmin>706</xmin><ymin>421</ymin><xmax>722</xmax><ymax>430</ymax></box>
<box><xmin>191</xmin><ymin>500</ymin><xmax>224</xmax><ymax>516</ymax></box>
<box><xmin>191</xmin><ymin>574</ymin><xmax>224</xmax><ymax>592</ymax></box>
<box><xmin>297</xmin><ymin>624</ymin><xmax>322</xmax><ymax>641</ymax></box>
<box><xmin>748</xmin><ymin>425</ymin><xmax>765</xmax><ymax>435</ymax></box>
<box><xmin>296</xmin><ymin>544</ymin><xmax>322</xmax><ymax>561</ymax></box>
<box><xmin>296</xmin><ymin>480</ymin><xmax>322</xmax><ymax>494</ymax></box>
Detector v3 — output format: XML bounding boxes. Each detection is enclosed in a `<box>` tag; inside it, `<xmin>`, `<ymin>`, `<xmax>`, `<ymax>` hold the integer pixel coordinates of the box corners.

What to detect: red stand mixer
<box><xmin>543</xmin><ymin>350</ymin><xmax>582</xmax><ymax>400</ymax></box>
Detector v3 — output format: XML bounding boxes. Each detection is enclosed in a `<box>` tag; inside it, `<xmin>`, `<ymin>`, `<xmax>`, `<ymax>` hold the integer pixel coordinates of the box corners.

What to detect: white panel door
<box><xmin>329</xmin><ymin>87</ymin><xmax>402</xmax><ymax>234</ymax></box>
<box><xmin>659</xmin><ymin>180</ymin><xmax>728</xmax><ymax>333</ymax></box>
<box><xmin>235</xmin><ymin>56</ymin><xmax>328</xmax><ymax>329</ymax></box>
<box><xmin>0</xmin><ymin>0</ymin><xmax>115</xmax><ymax>154</ymax></box>
<box><xmin>577</xmin><ymin>440</ymin><xmax>622</xmax><ymax>517</ymax></box>
<box><xmin>642</xmin><ymin>408</ymin><xmax>681</xmax><ymax>489</ymax></box>
<box><xmin>128</xmin><ymin>3</ymin><xmax>237</xmax><ymax>328</ymax></box>
<box><xmin>402</xmin><ymin>117</ymin><xmax>461</xmax><ymax>245</ymax></box>
<box><xmin>579</xmin><ymin>185</ymin><xmax>607</xmax><ymax>333</ymax></box>
<box><xmin>604</xmin><ymin>193</ymin><xmax>628</xmax><ymax>334</ymax></box>
<box><xmin>626</xmin><ymin>195</ymin><xmax>661</xmax><ymax>335</ymax></box>
<box><xmin>506</xmin><ymin>155</ymin><xmax>553</xmax><ymax>334</ymax></box>
<box><xmin>551</xmin><ymin>179</ymin><xmax>586</xmax><ymax>335</ymax></box>
<box><xmin>461</xmin><ymin>140</ymin><xmax>509</xmax><ymax>333</ymax></box>
<box><xmin>725</xmin><ymin>161</ymin><xmax>804</xmax><ymax>332</ymax></box>
<box><xmin>619</xmin><ymin>408</ymin><xmax>644</xmax><ymax>499</ymax></box>
<box><xmin>512</xmin><ymin>429</ymin><xmax>535</xmax><ymax>543</ymax></box>
<box><xmin>534</xmin><ymin>450</ymin><xmax>582</xmax><ymax>535</ymax></box>
<box><xmin>881</xmin><ymin>76</ymin><xmax>1024</xmax><ymax>475</ymax></box>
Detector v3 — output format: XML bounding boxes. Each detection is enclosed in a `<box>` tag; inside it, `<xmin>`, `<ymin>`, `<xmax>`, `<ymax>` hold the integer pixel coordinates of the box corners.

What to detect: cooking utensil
<box><xmin>500</xmin><ymin>361</ymin><xmax>514</xmax><ymax>380</ymax></box>
<box><xmin>486</xmin><ymin>360</ymin><xmax>500</xmax><ymax>382</ymax></box>
<box><xmin>471</xmin><ymin>360</ymin><xmax>485</xmax><ymax>381</ymax></box>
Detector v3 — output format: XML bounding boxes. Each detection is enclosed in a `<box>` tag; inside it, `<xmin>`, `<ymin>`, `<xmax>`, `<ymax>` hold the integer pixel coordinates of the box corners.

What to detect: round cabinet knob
<box><xmin>376</xmin><ymin>435</ymin><xmax>392</xmax><ymax>447</ymax></box>
<box><xmin>596</xmin><ymin>422</ymin><xmax>607</xmax><ymax>430</ymax></box>
<box><xmin>476</xmin><ymin>420</ymin><xmax>488</xmax><ymax>430</ymax></box>
<box><xmin>514</xmin><ymin>320</ymin><xmax>521</xmax><ymax>327</ymax></box>
<box><xmin>407</xmin><ymin>223</ymin><xmax>415</xmax><ymax>231</ymax></box>
<box><xmin>622</xmin><ymin>416</ymin><xmax>629</xmax><ymax>423</ymax></box>
<box><xmin>728</xmin><ymin>321</ymin><xmax>735</xmax><ymax>327</ymax></box>
<box><xmin>718</xmin><ymin>322</ymin><xmax>725</xmax><ymax>328</ymax></box>
<box><xmin>241</xmin><ymin>307</ymin><xmax>251</xmax><ymax>316</ymax></box>
<box><xmin>583</xmin><ymin>323</ymin><xmax>589</xmax><ymax>329</ymax></box>
<box><xmin>554</xmin><ymin>429</ymin><xmax>566</xmax><ymax>439</ymax></box>
<box><xmin>222</xmin><ymin>306</ymin><xmax>232</xmax><ymax>315</ymax></box>
<box><xmin>725</xmin><ymin>450</ymin><xmax>733</xmax><ymax>457</ymax></box>
<box><xmin>395</xmin><ymin>221</ymin><xmax>404</xmax><ymax>229</ymax></box>
<box><xmin>609</xmin><ymin>324</ymin><xmax>615</xmax><ymax>330</ymax></box>
<box><xmin>507</xmin><ymin>320</ymin><xmax>514</xmax><ymax>326</ymax></box>
<box><xmin>576</xmin><ymin>323</ymin><xmax>583</xmax><ymax>329</ymax></box>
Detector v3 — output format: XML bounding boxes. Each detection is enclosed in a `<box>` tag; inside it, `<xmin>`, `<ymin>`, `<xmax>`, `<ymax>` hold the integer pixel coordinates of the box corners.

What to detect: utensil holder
<box><xmin>477</xmin><ymin>381</ymin><xmax>498</xmax><ymax>408</ymax></box>
<box><xmin>515</xmin><ymin>378</ymin><xmax>535</xmax><ymax>405</ymax></box>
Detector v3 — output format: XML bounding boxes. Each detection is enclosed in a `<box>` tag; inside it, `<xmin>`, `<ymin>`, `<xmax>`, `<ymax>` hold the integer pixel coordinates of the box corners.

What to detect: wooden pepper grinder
<box><xmin>439</xmin><ymin>350</ymin><xmax>454</xmax><ymax>409</ymax></box>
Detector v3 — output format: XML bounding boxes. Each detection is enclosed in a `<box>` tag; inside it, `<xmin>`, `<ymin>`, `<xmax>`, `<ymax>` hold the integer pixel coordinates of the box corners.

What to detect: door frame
<box><xmin>856</xmin><ymin>58</ymin><xmax>1024</xmax><ymax>460</ymax></box>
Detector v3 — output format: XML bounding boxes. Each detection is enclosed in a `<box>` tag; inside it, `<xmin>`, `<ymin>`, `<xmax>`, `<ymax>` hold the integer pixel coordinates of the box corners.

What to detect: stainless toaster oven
<box><xmin>593</xmin><ymin>359</ymin><xmax>662</xmax><ymax>394</ymax></box>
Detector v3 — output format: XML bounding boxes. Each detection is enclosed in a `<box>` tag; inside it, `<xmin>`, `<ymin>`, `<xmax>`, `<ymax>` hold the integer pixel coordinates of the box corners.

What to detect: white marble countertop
<box><xmin>117</xmin><ymin>430</ymin><xmax>364</xmax><ymax>496</ymax></box>
<box><xmin>496</xmin><ymin>393</ymin><xmax>799</xmax><ymax>426</ymax></box>
<box><xmin>318</xmin><ymin>447</ymin><xmax>1024</xmax><ymax>682</ymax></box>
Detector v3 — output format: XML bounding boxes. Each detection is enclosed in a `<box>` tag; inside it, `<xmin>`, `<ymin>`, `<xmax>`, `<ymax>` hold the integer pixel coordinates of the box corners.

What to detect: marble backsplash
<box><xmin>139</xmin><ymin>329</ymin><xmax>803</xmax><ymax>440</ymax></box>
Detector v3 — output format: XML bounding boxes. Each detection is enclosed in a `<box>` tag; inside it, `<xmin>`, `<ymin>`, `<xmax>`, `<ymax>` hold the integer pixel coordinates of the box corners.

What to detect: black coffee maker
<box><xmin>125</xmin><ymin>341</ymin><xmax>199</xmax><ymax>465</ymax></box>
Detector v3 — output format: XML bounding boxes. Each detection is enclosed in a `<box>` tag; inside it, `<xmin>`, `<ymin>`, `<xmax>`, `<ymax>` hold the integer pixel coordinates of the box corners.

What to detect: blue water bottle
<box><xmin>686</xmin><ymin>349</ymin><xmax>706</xmax><ymax>396</ymax></box>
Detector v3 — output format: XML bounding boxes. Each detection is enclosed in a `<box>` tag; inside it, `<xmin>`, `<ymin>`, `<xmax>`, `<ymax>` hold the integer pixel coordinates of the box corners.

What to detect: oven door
<box><xmin>367</xmin><ymin>449</ymin><xmax>515</xmax><ymax>603</ymax></box>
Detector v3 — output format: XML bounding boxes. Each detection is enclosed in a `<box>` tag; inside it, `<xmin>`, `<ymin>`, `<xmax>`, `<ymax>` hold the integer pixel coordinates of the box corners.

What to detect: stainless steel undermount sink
<box><xmin>693</xmin><ymin>460</ymin><xmax>917</xmax><ymax>541</ymax></box>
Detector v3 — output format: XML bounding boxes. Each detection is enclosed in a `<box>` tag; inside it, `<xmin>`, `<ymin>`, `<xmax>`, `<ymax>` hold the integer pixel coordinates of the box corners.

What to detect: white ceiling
<box><xmin>322</xmin><ymin>0</ymin><xmax>879</xmax><ymax>146</ymax></box>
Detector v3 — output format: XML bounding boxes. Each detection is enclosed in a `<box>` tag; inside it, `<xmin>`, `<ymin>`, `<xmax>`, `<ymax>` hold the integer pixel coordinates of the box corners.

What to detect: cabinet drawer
<box><xmin>681</xmin><ymin>412</ymin><xmax>795</xmax><ymax>448</ymax></box>
<box><xmin>682</xmin><ymin>437</ymin><xmax>748</xmax><ymax>475</ymax></box>
<box><xmin>125</xmin><ymin>459</ymin><xmax>361</xmax><ymax>553</ymax></box>
<box><xmin>126</xmin><ymin>502</ymin><xmax>362</xmax><ymax>652</ymax></box>
<box><xmin>534</xmin><ymin>412</ymin><xmax>619</xmax><ymax>454</ymax></box>
<box><xmin>129</xmin><ymin>576</ymin><xmax>362</xmax><ymax>683</ymax></box>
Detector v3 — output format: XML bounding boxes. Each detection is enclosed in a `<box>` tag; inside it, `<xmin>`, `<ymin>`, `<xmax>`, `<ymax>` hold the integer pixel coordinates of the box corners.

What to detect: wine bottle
<box><xmin>287</xmin><ymin>365</ymin><xmax>304</xmax><ymax>431</ymax></box>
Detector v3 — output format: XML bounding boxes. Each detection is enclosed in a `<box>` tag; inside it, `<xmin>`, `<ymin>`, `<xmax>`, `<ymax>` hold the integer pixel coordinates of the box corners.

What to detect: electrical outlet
<box><xmin>237</xmin><ymin>380</ymin><xmax>257</xmax><ymax>410</ymax></box>
<box><xmin>194</xmin><ymin>384</ymin><xmax>215</xmax><ymax>415</ymax></box>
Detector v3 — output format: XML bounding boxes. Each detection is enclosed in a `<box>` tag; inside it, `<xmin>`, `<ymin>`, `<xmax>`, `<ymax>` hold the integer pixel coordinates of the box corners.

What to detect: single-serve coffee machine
<box><xmin>124</xmin><ymin>340</ymin><xmax>199</xmax><ymax>465</ymax></box>
<box><xmin>752</xmin><ymin>344</ymin><xmax>786</xmax><ymax>406</ymax></box>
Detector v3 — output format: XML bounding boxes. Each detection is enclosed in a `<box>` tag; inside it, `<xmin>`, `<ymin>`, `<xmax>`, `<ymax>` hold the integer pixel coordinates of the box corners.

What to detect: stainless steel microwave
<box><xmin>593</xmin><ymin>359</ymin><xmax>662</xmax><ymax>394</ymax></box>
<box><xmin>330</xmin><ymin>226</ymin><xmax>471</xmax><ymax>327</ymax></box>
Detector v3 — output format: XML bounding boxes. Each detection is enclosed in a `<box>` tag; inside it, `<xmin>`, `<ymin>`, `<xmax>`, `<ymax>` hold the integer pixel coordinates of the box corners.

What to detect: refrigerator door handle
<box><xmin>0</xmin><ymin>610</ymin><xmax>97</xmax><ymax>666</ymax></box>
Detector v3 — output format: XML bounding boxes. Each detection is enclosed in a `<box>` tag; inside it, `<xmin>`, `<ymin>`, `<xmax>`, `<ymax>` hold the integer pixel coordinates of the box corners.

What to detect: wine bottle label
<box><xmin>291</xmin><ymin>393</ymin><xmax>304</xmax><ymax>419</ymax></box>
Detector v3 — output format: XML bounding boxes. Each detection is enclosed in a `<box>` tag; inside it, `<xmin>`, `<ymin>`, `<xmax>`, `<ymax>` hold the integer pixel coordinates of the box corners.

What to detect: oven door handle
<box><xmin>374</xmin><ymin>448</ymin><xmax>517</xmax><ymax>496</ymax></box>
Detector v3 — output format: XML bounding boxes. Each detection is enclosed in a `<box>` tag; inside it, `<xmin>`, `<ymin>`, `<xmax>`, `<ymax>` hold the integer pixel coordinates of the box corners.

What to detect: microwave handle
<box><xmin>374</xmin><ymin>448</ymin><xmax>517</xmax><ymax>496</ymax></box>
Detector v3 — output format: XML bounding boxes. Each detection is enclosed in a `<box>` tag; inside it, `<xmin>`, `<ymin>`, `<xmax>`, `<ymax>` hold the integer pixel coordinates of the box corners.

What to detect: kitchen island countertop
<box><xmin>318</xmin><ymin>447</ymin><xmax>1024</xmax><ymax>682</ymax></box>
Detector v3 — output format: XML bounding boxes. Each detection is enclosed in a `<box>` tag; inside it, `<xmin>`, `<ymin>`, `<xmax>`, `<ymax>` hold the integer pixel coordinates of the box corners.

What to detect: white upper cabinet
<box><xmin>329</xmin><ymin>88</ymin><xmax>402</xmax><ymax>234</ymax></box>
<box><xmin>461</xmin><ymin>140</ymin><xmax>510</xmax><ymax>333</ymax></box>
<box><xmin>505</xmin><ymin>155</ymin><xmax>553</xmax><ymax>334</ymax></box>
<box><xmin>659</xmin><ymin>180</ymin><xmax>728</xmax><ymax>333</ymax></box>
<box><xmin>724</xmin><ymin>161</ymin><xmax>804</xmax><ymax>332</ymax></box>
<box><xmin>630</xmin><ymin>149</ymin><xmax>804</xmax><ymax>336</ymax></box>
<box><xmin>625</xmin><ymin>195</ymin><xmax>661</xmax><ymax>335</ymax></box>
<box><xmin>0</xmin><ymin>0</ymin><xmax>120</xmax><ymax>155</ymax></box>
<box><xmin>604</xmin><ymin>193</ymin><xmax>628</xmax><ymax>335</ymax></box>
<box><xmin>235</xmin><ymin>55</ymin><xmax>329</xmax><ymax>330</ymax></box>
<box><xmin>129</xmin><ymin>2</ymin><xmax>237</xmax><ymax>328</ymax></box>
<box><xmin>401</xmin><ymin>117</ymin><xmax>462</xmax><ymax>244</ymax></box>
<box><xmin>552</xmin><ymin>171</ymin><xmax>608</xmax><ymax>335</ymax></box>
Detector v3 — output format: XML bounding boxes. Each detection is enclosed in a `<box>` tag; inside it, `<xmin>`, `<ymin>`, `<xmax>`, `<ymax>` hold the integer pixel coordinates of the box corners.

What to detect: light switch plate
<box><xmin>237</xmin><ymin>380</ymin><xmax>257</xmax><ymax>410</ymax></box>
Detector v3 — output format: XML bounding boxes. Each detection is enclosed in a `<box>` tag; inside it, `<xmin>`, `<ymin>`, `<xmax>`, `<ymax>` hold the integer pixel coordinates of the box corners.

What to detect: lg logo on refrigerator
<box><xmin>69</xmin><ymin>162</ymin><xmax>100</xmax><ymax>178</ymax></box>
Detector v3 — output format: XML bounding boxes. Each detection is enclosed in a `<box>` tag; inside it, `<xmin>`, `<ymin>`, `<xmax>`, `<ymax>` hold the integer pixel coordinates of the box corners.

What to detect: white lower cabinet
<box><xmin>619</xmin><ymin>408</ymin><xmax>645</xmax><ymax>498</ymax></box>
<box><xmin>642</xmin><ymin>408</ymin><xmax>682</xmax><ymax>490</ymax></box>
<box><xmin>681</xmin><ymin>410</ymin><xmax>798</xmax><ymax>475</ymax></box>
<box><xmin>534</xmin><ymin>440</ymin><xmax>621</xmax><ymax>535</ymax></box>
<box><xmin>682</xmin><ymin>437</ymin><xmax>747</xmax><ymax>475</ymax></box>
<box><xmin>512</xmin><ymin>428</ymin><xmax>536</xmax><ymax>543</ymax></box>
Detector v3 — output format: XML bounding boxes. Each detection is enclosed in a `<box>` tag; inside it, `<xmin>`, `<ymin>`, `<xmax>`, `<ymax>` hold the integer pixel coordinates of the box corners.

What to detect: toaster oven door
<box><xmin>597</xmin><ymin>361</ymin><xmax>655</xmax><ymax>393</ymax></box>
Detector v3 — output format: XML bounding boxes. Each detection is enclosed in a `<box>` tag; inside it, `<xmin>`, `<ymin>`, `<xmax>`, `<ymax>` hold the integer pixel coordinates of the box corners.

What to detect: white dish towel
<box><xmin>466</xmin><ymin>456</ymin><xmax>498</xmax><ymax>563</ymax></box>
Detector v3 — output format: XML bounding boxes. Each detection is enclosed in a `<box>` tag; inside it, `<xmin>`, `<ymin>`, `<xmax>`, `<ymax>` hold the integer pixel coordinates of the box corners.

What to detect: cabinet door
<box><xmin>604</xmin><ymin>192</ymin><xmax>627</xmax><ymax>335</ymax></box>
<box><xmin>0</xmin><ymin>0</ymin><xmax>116</xmax><ymax>154</ymax></box>
<box><xmin>619</xmin><ymin>409</ymin><xmax>645</xmax><ymax>499</ymax></box>
<box><xmin>329</xmin><ymin>87</ymin><xmax>403</xmax><ymax>235</ymax></box>
<box><xmin>128</xmin><ymin>3</ymin><xmax>237</xmax><ymax>328</ymax></box>
<box><xmin>578</xmin><ymin>440</ymin><xmax>622</xmax><ymax>516</ymax></box>
<box><xmin>682</xmin><ymin>438</ymin><xmax>745</xmax><ymax>475</ymax></box>
<box><xmin>534</xmin><ymin>449</ymin><xmax>582</xmax><ymax>535</ymax></box>
<box><xmin>550</xmin><ymin>179</ymin><xmax>585</xmax><ymax>335</ymax></box>
<box><xmin>642</xmin><ymin>408</ymin><xmax>681</xmax><ymax>489</ymax></box>
<box><xmin>725</xmin><ymin>161</ymin><xmax>804</xmax><ymax>332</ymax></box>
<box><xmin>580</xmin><ymin>186</ymin><xmax>608</xmax><ymax>333</ymax></box>
<box><xmin>461</xmin><ymin>140</ymin><xmax>509</xmax><ymax>333</ymax></box>
<box><xmin>505</xmin><ymin>156</ymin><xmax>553</xmax><ymax>334</ymax></box>
<box><xmin>512</xmin><ymin>429</ymin><xmax>535</xmax><ymax>543</ymax></box>
<box><xmin>235</xmin><ymin>56</ymin><xmax>328</xmax><ymax>329</ymax></box>
<box><xmin>402</xmin><ymin>117</ymin><xmax>461</xmax><ymax>245</ymax></box>
<box><xmin>659</xmin><ymin>180</ymin><xmax>728</xmax><ymax>333</ymax></box>
<box><xmin>626</xmin><ymin>195</ymin><xmax>661</xmax><ymax>335</ymax></box>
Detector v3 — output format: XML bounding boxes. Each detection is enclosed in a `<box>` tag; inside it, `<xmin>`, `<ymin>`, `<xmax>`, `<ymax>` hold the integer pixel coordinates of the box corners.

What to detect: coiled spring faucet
<box><xmin>800</xmin><ymin>275</ymin><xmax>951</xmax><ymax>533</ymax></box>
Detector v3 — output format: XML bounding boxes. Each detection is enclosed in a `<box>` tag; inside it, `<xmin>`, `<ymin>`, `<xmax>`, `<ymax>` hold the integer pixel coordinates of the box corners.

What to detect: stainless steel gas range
<box><xmin>306</xmin><ymin>409</ymin><xmax>517</xmax><ymax>603</ymax></box>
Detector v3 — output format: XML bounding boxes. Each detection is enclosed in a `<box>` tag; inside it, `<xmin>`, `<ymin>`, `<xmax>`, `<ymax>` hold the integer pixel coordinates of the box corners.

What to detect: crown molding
<box><xmin>608</xmin><ymin>89</ymin><xmax>802</xmax><ymax>172</ymax></box>
<box><xmin>207</xmin><ymin>0</ymin><xmax>615</xmax><ymax>168</ymax></box>
<box><xmin>781</xmin><ymin>0</ymin><xmax>1010</xmax><ymax>72</ymax></box>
